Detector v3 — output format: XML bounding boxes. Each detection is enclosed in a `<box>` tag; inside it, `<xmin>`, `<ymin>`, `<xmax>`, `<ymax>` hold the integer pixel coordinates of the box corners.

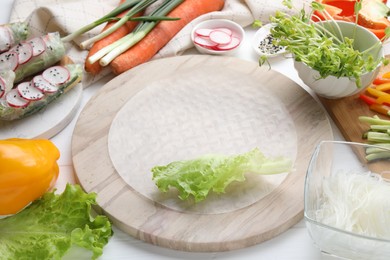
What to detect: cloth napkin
<box><xmin>9</xmin><ymin>0</ymin><xmax>310</xmax><ymax>86</ymax></box>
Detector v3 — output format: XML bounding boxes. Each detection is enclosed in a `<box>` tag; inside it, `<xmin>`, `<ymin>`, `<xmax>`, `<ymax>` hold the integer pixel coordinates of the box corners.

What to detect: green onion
<box><xmin>88</xmin><ymin>0</ymin><xmax>183</xmax><ymax>66</ymax></box>
<box><xmin>61</xmin><ymin>0</ymin><xmax>142</xmax><ymax>43</ymax></box>
<box><xmin>79</xmin><ymin>0</ymin><xmax>158</xmax><ymax>49</ymax></box>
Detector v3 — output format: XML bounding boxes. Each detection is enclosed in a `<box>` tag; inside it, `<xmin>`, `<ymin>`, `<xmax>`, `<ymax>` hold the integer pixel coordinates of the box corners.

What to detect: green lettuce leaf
<box><xmin>0</xmin><ymin>184</ymin><xmax>113</xmax><ymax>260</ymax></box>
<box><xmin>152</xmin><ymin>148</ymin><xmax>292</xmax><ymax>202</ymax></box>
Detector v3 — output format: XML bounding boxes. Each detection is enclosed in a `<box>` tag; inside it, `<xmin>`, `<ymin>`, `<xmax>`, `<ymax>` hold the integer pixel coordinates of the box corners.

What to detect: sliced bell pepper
<box><xmin>373</xmin><ymin>77</ymin><xmax>390</xmax><ymax>85</ymax></box>
<box><xmin>366</xmin><ymin>86</ymin><xmax>390</xmax><ymax>97</ymax></box>
<box><xmin>369</xmin><ymin>103</ymin><xmax>390</xmax><ymax>116</ymax></box>
<box><xmin>374</xmin><ymin>82</ymin><xmax>390</xmax><ymax>91</ymax></box>
<box><xmin>359</xmin><ymin>92</ymin><xmax>378</xmax><ymax>105</ymax></box>
<box><xmin>382</xmin><ymin>71</ymin><xmax>390</xmax><ymax>79</ymax></box>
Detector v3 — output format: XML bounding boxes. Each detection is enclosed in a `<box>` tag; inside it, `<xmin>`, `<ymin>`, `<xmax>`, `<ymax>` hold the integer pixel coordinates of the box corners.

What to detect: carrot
<box><xmin>84</xmin><ymin>0</ymin><xmax>143</xmax><ymax>75</ymax></box>
<box><xmin>110</xmin><ymin>0</ymin><xmax>225</xmax><ymax>75</ymax></box>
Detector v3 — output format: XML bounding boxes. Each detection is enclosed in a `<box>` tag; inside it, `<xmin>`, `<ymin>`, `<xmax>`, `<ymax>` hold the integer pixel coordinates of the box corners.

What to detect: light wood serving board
<box><xmin>71</xmin><ymin>55</ymin><xmax>333</xmax><ymax>252</ymax></box>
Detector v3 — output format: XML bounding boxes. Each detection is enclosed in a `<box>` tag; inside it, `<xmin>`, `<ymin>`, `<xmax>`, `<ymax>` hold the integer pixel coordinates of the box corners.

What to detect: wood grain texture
<box><xmin>71</xmin><ymin>55</ymin><xmax>333</xmax><ymax>252</ymax></box>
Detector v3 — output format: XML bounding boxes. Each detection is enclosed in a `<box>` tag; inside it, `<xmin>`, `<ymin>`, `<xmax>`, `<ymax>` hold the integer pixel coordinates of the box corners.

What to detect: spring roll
<box><xmin>0</xmin><ymin>22</ymin><xmax>29</xmax><ymax>53</ymax></box>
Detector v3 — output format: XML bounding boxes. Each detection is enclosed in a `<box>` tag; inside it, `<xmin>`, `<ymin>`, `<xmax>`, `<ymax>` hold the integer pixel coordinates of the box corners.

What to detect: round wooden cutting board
<box><xmin>72</xmin><ymin>55</ymin><xmax>333</xmax><ymax>252</ymax></box>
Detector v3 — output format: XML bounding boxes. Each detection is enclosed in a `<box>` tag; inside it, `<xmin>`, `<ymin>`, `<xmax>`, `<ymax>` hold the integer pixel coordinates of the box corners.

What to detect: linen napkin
<box><xmin>8</xmin><ymin>0</ymin><xmax>309</xmax><ymax>86</ymax></box>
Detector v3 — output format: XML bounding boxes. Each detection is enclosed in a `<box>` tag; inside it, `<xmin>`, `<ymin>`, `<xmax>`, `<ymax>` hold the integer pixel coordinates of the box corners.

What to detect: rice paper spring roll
<box><xmin>0</xmin><ymin>32</ymin><xmax>66</xmax><ymax>83</ymax></box>
<box><xmin>0</xmin><ymin>63</ymin><xmax>82</xmax><ymax>121</ymax></box>
<box><xmin>0</xmin><ymin>22</ymin><xmax>29</xmax><ymax>53</ymax></box>
<box><xmin>14</xmin><ymin>32</ymin><xmax>66</xmax><ymax>83</ymax></box>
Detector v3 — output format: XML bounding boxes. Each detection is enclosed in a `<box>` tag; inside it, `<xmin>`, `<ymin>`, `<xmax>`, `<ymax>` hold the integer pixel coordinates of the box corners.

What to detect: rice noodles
<box><xmin>315</xmin><ymin>171</ymin><xmax>390</xmax><ymax>239</ymax></box>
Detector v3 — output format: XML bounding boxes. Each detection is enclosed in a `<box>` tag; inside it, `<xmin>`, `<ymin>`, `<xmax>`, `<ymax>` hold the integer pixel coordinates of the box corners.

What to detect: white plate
<box><xmin>252</xmin><ymin>23</ymin><xmax>287</xmax><ymax>57</ymax></box>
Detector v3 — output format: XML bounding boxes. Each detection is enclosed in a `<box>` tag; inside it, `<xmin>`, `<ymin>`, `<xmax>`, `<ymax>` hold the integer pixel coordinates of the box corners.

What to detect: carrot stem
<box><xmin>79</xmin><ymin>0</ymin><xmax>157</xmax><ymax>49</ymax></box>
<box><xmin>61</xmin><ymin>0</ymin><xmax>141</xmax><ymax>43</ymax></box>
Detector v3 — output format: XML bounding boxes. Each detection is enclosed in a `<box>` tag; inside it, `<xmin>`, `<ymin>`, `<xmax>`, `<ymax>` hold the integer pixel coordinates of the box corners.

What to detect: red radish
<box><xmin>194</xmin><ymin>36</ymin><xmax>218</xmax><ymax>48</ymax></box>
<box><xmin>17</xmin><ymin>81</ymin><xmax>44</xmax><ymax>101</ymax></box>
<box><xmin>0</xmin><ymin>76</ymin><xmax>5</xmax><ymax>98</ymax></box>
<box><xmin>10</xmin><ymin>42</ymin><xmax>33</xmax><ymax>64</ymax></box>
<box><xmin>32</xmin><ymin>75</ymin><xmax>59</xmax><ymax>93</ymax></box>
<box><xmin>193</xmin><ymin>27</ymin><xmax>241</xmax><ymax>52</ymax></box>
<box><xmin>209</xmin><ymin>30</ymin><xmax>231</xmax><ymax>45</ymax></box>
<box><xmin>42</xmin><ymin>65</ymin><xmax>70</xmax><ymax>86</ymax></box>
<box><xmin>215</xmin><ymin>36</ymin><xmax>240</xmax><ymax>50</ymax></box>
<box><xmin>214</xmin><ymin>28</ymin><xmax>232</xmax><ymax>36</ymax></box>
<box><xmin>0</xmin><ymin>51</ymin><xmax>18</xmax><ymax>71</ymax></box>
<box><xmin>6</xmin><ymin>88</ymin><xmax>30</xmax><ymax>108</ymax></box>
<box><xmin>0</xmin><ymin>27</ymin><xmax>11</xmax><ymax>53</ymax></box>
<box><xmin>195</xmin><ymin>28</ymin><xmax>213</xmax><ymax>37</ymax></box>
<box><xmin>28</xmin><ymin>37</ymin><xmax>46</xmax><ymax>57</ymax></box>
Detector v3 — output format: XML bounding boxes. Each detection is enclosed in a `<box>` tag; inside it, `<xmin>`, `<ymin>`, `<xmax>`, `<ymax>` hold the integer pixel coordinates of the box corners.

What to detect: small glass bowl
<box><xmin>305</xmin><ymin>141</ymin><xmax>390</xmax><ymax>259</ymax></box>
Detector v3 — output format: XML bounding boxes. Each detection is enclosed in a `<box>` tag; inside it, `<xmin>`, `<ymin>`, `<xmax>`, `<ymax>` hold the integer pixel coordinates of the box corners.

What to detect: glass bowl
<box><xmin>305</xmin><ymin>141</ymin><xmax>390</xmax><ymax>259</ymax></box>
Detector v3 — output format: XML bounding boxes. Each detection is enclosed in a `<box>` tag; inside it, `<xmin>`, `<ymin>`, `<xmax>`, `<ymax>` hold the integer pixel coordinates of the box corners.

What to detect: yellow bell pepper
<box><xmin>0</xmin><ymin>138</ymin><xmax>60</xmax><ymax>215</ymax></box>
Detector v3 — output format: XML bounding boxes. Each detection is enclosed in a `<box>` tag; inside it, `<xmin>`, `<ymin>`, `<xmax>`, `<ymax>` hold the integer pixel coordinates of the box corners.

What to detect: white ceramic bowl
<box><xmin>305</xmin><ymin>141</ymin><xmax>390</xmax><ymax>259</ymax></box>
<box><xmin>294</xmin><ymin>21</ymin><xmax>383</xmax><ymax>99</ymax></box>
<box><xmin>252</xmin><ymin>23</ymin><xmax>286</xmax><ymax>57</ymax></box>
<box><xmin>191</xmin><ymin>19</ymin><xmax>245</xmax><ymax>55</ymax></box>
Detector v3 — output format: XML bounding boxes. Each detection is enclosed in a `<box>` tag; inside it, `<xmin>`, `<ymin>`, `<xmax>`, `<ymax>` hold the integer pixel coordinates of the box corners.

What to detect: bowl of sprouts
<box><xmin>305</xmin><ymin>141</ymin><xmax>390</xmax><ymax>259</ymax></box>
<box><xmin>268</xmin><ymin>2</ymin><xmax>386</xmax><ymax>99</ymax></box>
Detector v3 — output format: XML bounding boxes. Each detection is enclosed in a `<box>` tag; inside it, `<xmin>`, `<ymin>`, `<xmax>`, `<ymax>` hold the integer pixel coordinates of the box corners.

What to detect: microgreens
<box><xmin>262</xmin><ymin>0</ymin><xmax>389</xmax><ymax>87</ymax></box>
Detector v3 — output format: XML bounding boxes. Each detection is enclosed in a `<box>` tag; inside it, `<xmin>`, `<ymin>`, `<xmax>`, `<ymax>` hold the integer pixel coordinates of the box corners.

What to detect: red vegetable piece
<box><xmin>215</xmin><ymin>36</ymin><xmax>240</xmax><ymax>50</ymax></box>
<box><xmin>359</xmin><ymin>93</ymin><xmax>377</xmax><ymax>106</ymax></box>
<box><xmin>194</xmin><ymin>36</ymin><xmax>218</xmax><ymax>49</ymax></box>
<box><xmin>17</xmin><ymin>81</ymin><xmax>44</xmax><ymax>101</ymax></box>
<box><xmin>209</xmin><ymin>30</ymin><xmax>232</xmax><ymax>45</ymax></box>
<box><xmin>6</xmin><ymin>88</ymin><xmax>30</xmax><ymax>108</ymax></box>
<box><xmin>0</xmin><ymin>51</ymin><xmax>18</xmax><ymax>71</ymax></box>
<box><xmin>195</xmin><ymin>28</ymin><xmax>213</xmax><ymax>37</ymax></box>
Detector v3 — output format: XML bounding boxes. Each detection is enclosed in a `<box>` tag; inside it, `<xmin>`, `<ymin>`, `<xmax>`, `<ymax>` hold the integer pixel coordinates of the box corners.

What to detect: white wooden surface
<box><xmin>1</xmin><ymin>1</ymin><xmax>347</xmax><ymax>259</ymax></box>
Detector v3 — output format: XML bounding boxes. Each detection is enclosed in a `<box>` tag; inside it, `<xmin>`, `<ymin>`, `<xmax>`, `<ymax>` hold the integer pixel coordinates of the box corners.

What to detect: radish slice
<box><xmin>214</xmin><ymin>28</ymin><xmax>233</xmax><ymax>36</ymax></box>
<box><xmin>10</xmin><ymin>42</ymin><xmax>33</xmax><ymax>64</ymax></box>
<box><xmin>215</xmin><ymin>36</ymin><xmax>241</xmax><ymax>50</ymax></box>
<box><xmin>32</xmin><ymin>75</ymin><xmax>59</xmax><ymax>93</ymax></box>
<box><xmin>28</xmin><ymin>37</ymin><xmax>46</xmax><ymax>57</ymax></box>
<box><xmin>194</xmin><ymin>36</ymin><xmax>218</xmax><ymax>48</ymax></box>
<box><xmin>42</xmin><ymin>66</ymin><xmax>70</xmax><ymax>86</ymax></box>
<box><xmin>0</xmin><ymin>51</ymin><xmax>18</xmax><ymax>71</ymax></box>
<box><xmin>17</xmin><ymin>81</ymin><xmax>44</xmax><ymax>101</ymax></box>
<box><xmin>209</xmin><ymin>30</ymin><xmax>232</xmax><ymax>45</ymax></box>
<box><xmin>195</xmin><ymin>28</ymin><xmax>213</xmax><ymax>37</ymax></box>
<box><xmin>0</xmin><ymin>27</ymin><xmax>12</xmax><ymax>53</ymax></box>
<box><xmin>6</xmin><ymin>88</ymin><xmax>30</xmax><ymax>108</ymax></box>
<box><xmin>0</xmin><ymin>76</ymin><xmax>5</xmax><ymax>98</ymax></box>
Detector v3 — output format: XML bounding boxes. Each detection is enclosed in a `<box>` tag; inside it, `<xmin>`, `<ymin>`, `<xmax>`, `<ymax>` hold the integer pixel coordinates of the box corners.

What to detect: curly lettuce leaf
<box><xmin>0</xmin><ymin>184</ymin><xmax>112</xmax><ymax>260</ymax></box>
<box><xmin>152</xmin><ymin>148</ymin><xmax>292</xmax><ymax>202</ymax></box>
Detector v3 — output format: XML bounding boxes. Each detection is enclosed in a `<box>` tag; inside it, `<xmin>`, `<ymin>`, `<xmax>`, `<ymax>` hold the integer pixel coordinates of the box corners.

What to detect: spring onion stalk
<box><xmin>79</xmin><ymin>0</ymin><xmax>158</xmax><ymax>49</ymax></box>
<box><xmin>61</xmin><ymin>0</ymin><xmax>141</xmax><ymax>43</ymax></box>
<box><xmin>93</xmin><ymin>0</ymin><xmax>183</xmax><ymax>66</ymax></box>
<box><xmin>87</xmin><ymin>16</ymin><xmax>178</xmax><ymax>65</ymax></box>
